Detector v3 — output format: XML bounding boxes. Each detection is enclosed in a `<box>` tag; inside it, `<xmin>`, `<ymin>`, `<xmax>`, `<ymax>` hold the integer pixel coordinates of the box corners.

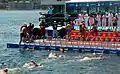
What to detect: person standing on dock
<box><xmin>112</xmin><ymin>13</ymin><xmax>118</xmax><ymax>31</ymax></box>
<box><xmin>89</xmin><ymin>14</ymin><xmax>95</xmax><ymax>28</ymax></box>
<box><xmin>39</xmin><ymin>23</ymin><xmax>46</xmax><ymax>39</ymax></box>
<box><xmin>19</xmin><ymin>24</ymin><xmax>28</xmax><ymax>44</ymax></box>
<box><xmin>91</xmin><ymin>24</ymin><xmax>98</xmax><ymax>36</ymax></box>
<box><xmin>48</xmin><ymin>6</ymin><xmax>54</xmax><ymax>15</ymax></box>
<box><xmin>27</xmin><ymin>23</ymin><xmax>34</xmax><ymax>42</ymax></box>
<box><xmin>69</xmin><ymin>21</ymin><xmax>74</xmax><ymax>30</ymax></box>
<box><xmin>78</xmin><ymin>14</ymin><xmax>85</xmax><ymax>25</ymax></box>
<box><xmin>52</xmin><ymin>21</ymin><xmax>58</xmax><ymax>38</ymax></box>
<box><xmin>84</xmin><ymin>13</ymin><xmax>89</xmax><ymax>27</ymax></box>
<box><xmin>79</xmin><ymin>21</ymin><xmax>86</xmax><ymax>41</ymax></box>
<box><xmin>66</xmin><ymin>24</ymin><xmax>72</xmax><ymax>41</ymax></box>
<box><xmin>96</xmin><ymin>13</ymin><xmax>101</xmax><ymax>27</ymax></box>
<box><xmin>73</xmin><ymin>17</ymin><xmax>80</xmax><ymax>26</ymax></box>
<box><xmin>102</xmin><ymin>14</ymin><xmax>107</xmax><ymax>27</ymax></box>
<box><xmin>108</xmin><ymin>13</ymin><xmax>113</xmax><ymax>27</ymax></box>
<box><xmin>117</xmin><ymin>13</ymin><xmax>120</xmax><ymax>28</ymax></box>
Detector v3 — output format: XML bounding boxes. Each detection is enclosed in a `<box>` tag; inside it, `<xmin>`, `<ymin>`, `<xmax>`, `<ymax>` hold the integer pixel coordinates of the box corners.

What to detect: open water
<box><xmin>0</xmin><ymin>10</ymin><xmax>120</xmax><ymax>74</ymax></box>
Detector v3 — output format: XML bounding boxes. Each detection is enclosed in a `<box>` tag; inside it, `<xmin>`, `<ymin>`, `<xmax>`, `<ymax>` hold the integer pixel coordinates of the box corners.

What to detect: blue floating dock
<box><xmin>7</xmin><ymin>42</ymin><xmax>120</xmax><ymax>54</ymax></box>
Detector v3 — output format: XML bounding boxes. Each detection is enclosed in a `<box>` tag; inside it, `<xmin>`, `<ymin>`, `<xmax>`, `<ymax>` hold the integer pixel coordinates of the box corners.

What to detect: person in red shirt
<box><xmin>69</xmin><ymin>21</ymin><xmax>74</xmax><ymax>30</ymax></box>
<box><xmin>39</xmin><ymin>24</ymin><xmax>46</xmax><ymax>39</ymax></box>
<box><xmin>79</xmin><ymin>21</ymin><xmax>87</xmax><ymax>41</ymax></box>
<box><xmin>27</xmin><ymin>23</ymin><xmax>34</xmax><ymax>41</ymax></box>
<box><xmin>91</xmin><ymin>24</ymin><xmax>98</xmax><ymax>36</ymax></box>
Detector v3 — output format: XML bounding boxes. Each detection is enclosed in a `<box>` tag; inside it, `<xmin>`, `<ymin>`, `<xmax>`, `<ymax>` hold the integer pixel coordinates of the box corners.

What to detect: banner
<box><xmin>66</xmin><ymin>1</ymin><xmax>120</xmax><ymax>8</ymax></box>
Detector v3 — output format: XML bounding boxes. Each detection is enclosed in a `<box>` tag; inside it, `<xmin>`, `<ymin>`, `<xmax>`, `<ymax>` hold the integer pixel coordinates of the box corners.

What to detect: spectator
<box><xmin>19</xmin><ymin>24</ymin><xmax>28</xmax><ymax>44</ymax></box>
<box><xmin>112</xmin><ymin>13</ymin><xmax>118</xmax><ymax>31</ymax></box>
<box><xmin>52</xmin><ymin>21</ymin><xmax>58</xmax><ymax>38</ymax></box>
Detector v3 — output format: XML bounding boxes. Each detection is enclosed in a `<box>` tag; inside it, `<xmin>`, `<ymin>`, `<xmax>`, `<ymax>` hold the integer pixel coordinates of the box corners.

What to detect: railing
<box><xmin>23</xmin><ymin>34</ymin><xmax>120</xmax><ymax>52</ymax></box>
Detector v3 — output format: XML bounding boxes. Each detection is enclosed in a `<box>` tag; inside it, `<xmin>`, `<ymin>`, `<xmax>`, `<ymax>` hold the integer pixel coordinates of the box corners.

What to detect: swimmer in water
<box><xmin>92</xmin><ymin>53</ymin><xmax>103</xmax><ymax>57</ymax></box>
<box><xmin>48</xmin><ymin>52</ymin><xmax>65</xmax><ymax>59</ymax></box>
<box><xmin>0</xmin><ymin>61</ymin><xmax>43</xmax><ymax>73</ymax></box>
<box><xmin>60</xmin><ymin>47</ymin><xmax>65</xmax><ymax>53</ymax></box>
<box><xmin>30</xmin><ymin>60</ymin><xmax>42</xmax><ymax>67</ymax></box>
<box><xmin>4</xmin><ymin>69</ymin><xmax>8</xmax><ymax>74</ymax></box>
<box><xmin>23</xmin><ymin>60</ymin><xmax>43</xmax><ymax>69</ymax></box>
<box><xmin>48</xmin><ymin>52</ymin><xmax>58</xmax><ymax>59</ymax></box>
<box><xmin>81</xmin><ymin>53</ymin><xmax>103</xmax><ymax>61</ymax></box>
<box><xmin>0</xmin><ymin>69</ymin><xmax>8</xmax><ymax>74</ymax></box>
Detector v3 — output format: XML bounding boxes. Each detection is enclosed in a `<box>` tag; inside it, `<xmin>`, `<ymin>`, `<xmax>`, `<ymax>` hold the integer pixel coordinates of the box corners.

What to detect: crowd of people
<box><xmin>19</xmin><ymin>22</ymin><xmax>46</xmax><ymax>44</ymax></box>
<box><xmin>19</xmin><ymin>12</ymin><xmax>120</xmax><ymax>43</ymax></box>
<box><xmin>63</xmin><ymin>12</ymin><xmax>120</xmax><ymax>41</ymax></box>
<box><xmin>73</xmin><ymin>12</ymin><xmax>119</xmax><ymax>30</ymax></box>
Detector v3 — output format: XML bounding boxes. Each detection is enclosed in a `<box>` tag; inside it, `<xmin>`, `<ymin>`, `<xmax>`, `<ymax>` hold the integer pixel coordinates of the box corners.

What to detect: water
<box><xmin>0</xmin><ymin>10</ymin><xmax>120</xmax><ymax>74</ymax></box>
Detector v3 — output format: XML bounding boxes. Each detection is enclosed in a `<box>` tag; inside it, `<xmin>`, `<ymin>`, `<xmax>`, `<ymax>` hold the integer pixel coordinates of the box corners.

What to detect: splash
<box><xmin>48</xmin><ymin>52</ymin><xmax>58</xmax><ymax>59</ymax></box>
<box><xmin>80</xmin><ymin>56</ymin><xmax>102</xmax><ymax>61</ymax></box>
<box><xmin>22</xmin><ymin>62</ymin><xmax>43</xmax><ymax>69</ymax></box>
<box><xmin>48</xmin><ymin>52</ymin><xmax>65</xmax><ymax>59</ymax></box>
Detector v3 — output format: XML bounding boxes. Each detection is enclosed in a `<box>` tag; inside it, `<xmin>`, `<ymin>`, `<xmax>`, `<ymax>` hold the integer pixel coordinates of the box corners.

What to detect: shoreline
<box><xmin>0</xmin><ymin>9</ymin><xmax>47</xmax><ymax>11</ymax></box>
<box><xmin>0</xmin><ymin>10</ymin><xmax>47</xmax><ymax>13</ymax></box>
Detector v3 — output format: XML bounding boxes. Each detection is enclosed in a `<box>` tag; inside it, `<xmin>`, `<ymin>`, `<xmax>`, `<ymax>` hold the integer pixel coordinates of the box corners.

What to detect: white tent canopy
<box><xmin>45</xmin><ymin>26</ymin><xmax>66</xmax><ymax>30</ymax></box>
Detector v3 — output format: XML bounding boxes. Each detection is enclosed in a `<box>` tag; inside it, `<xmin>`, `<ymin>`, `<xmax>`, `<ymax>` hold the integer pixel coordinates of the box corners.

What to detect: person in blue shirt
<box><xmin>48</xmin><ymin>6</ymin><xmax>54</xmax><ymax>14</ymax></box>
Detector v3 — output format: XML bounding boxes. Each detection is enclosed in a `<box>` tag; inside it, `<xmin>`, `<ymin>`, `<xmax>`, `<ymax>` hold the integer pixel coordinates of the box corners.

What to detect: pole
<box><xmin>64</xmin><ymin>1</ymin><xmax>67</xmax><ymax>26</ymax></box>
